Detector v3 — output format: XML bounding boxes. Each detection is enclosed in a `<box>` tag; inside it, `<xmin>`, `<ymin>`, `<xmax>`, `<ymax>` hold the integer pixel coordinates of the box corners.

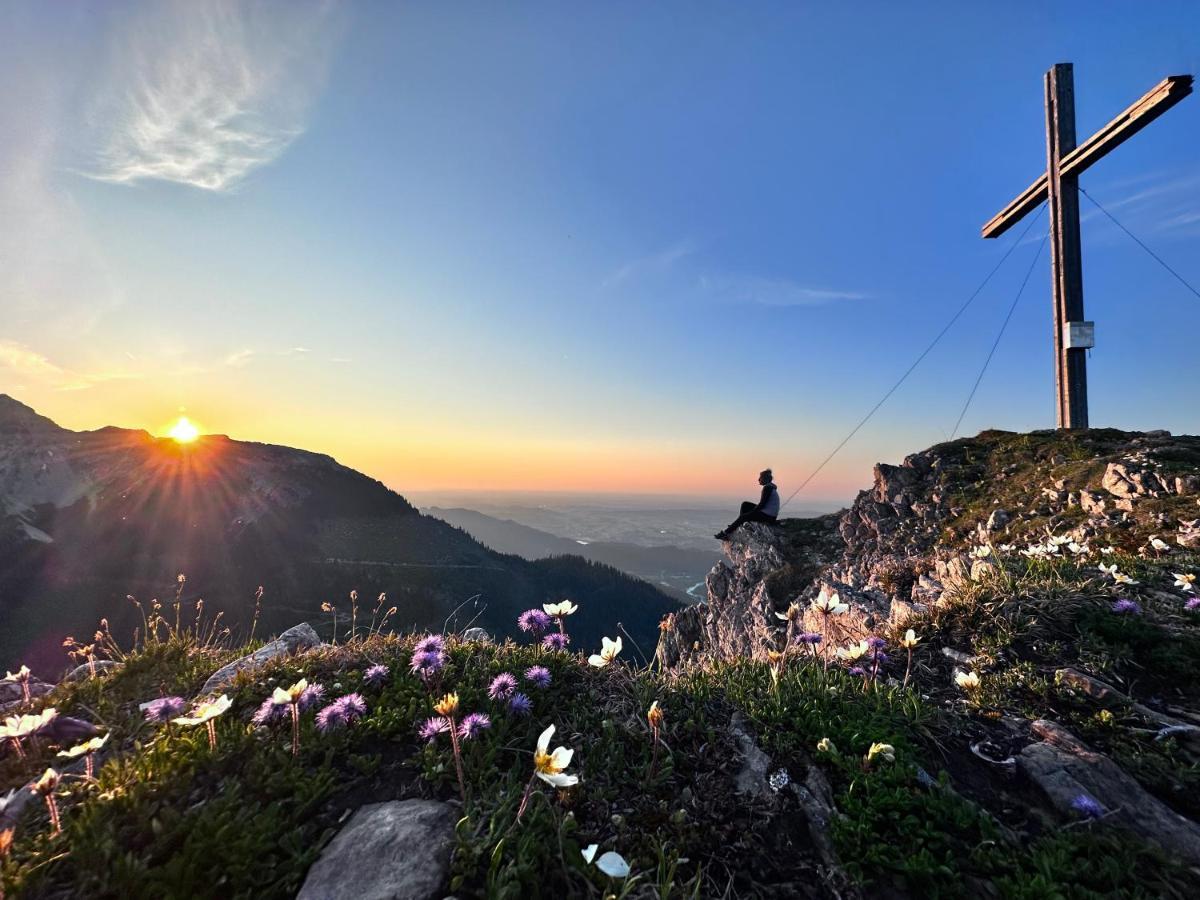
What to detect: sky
<box><xmin>2</xmin><ymin>1</ymin><xmax>1199</xmax><ymax>503</ymax></box>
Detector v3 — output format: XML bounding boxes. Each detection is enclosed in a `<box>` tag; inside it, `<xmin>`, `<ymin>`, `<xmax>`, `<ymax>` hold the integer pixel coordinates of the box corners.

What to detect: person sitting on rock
<box><xmin>715</xmin><ymin>469</ymin><xmax>780</xmax><ymax>539</ymax></box>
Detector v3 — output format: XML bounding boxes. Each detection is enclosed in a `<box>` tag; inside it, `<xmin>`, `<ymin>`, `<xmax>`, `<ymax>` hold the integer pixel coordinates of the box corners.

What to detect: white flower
<box><xmin>1048</xmin><ymin>534</ymin><xmax>1072</xmax><ymax>547</ymax></box>
<box><xmin>173</xmin><ymin>694</ymin><xmax>232</xmax><ymax>726</ymax></box>
<box><xmin>1068</xmin><ymin>541</ymin><xmax>1089</xmax><ymax>556</ymax></box>
<box><xmin>899</xmin><ymin>629</ymin><xmax>920</xmax><ymax>649</ymax></box>
<box><xmin>970</xmin><ymin>545</ymin><xmax>992</xmax><ymax>559</ymax></box>
<box><xmin>955</xmin><ymin>670</ymin><xmax>981</xmax><ymax>692</ymax></box>
<box><xmin>1</xmin><ymin>708</ymin><xmax>58</xmax><ymax>740</ymax></box>
<box><xmin>866</xmin><ymin>742</ymin><xmax>895</xmax><ymax>764</ymax></box>
<box><xmin>581</xmin><ymin>844</ymin><xmax>599</xmax><ymax>864</ymax></box>
<box><xmin>1113</xmin><ymin>572</ymin><xmax>1139</xmax><ymax>585</ymax></box>
<box><xmin>1150</xmin><ymin>537</ymin><xmax>1171</xmax><ymax>553</ymax></box>
<box><xmin>57</xmin><ymin>733</ymin><xmax>110</xmax><ymax>759</ymax></box>
<box><xmin>1100</xmin><ymin>546</ymin><xmax>1115</xmax><ymax>555</ymax></box>
<box><xmin>543</xmin><ymin>600</ymin><xmax>578</xmax><ymax>617</ymax></box>
<box><xmin>272</xmin><ymin>678</ymin><xmax>308</xmax><ymax>706</ymax></box>
<box><xmin>533</xmin><ymin>724</ymin><xmax>578</xmax><ymax>787</ymax></box>
<box><xmin>1174</xmin><ymin>573</ymin><xmax>1196</xmax><ymax>593</ymax></box>
<box><xmin>2</xmin><ymin>665</ymin><xmax>31</xmax><ymax>683</ymax></box>
<box><xmin>998</xmin><ymin>543</ymin><xmax>1015</xmax><ymax>553</ymax></box>
<box><xmin>588</xmin><ymin>636</ymin><xmax>623</xmax><ymax>668</ymax></box>
<box><xmin>835</xmin><ymin>640</ymin><xmax>869</xmax><ymax>662</ymax></box>
<box><xmin>812</xmin><ymin>588</ymin><xmax>848</xmax><ymax>615</ymax></box>
<box><xmin>596</xmin><ymin>851</ymin><xmax>630</xmax><ymax>878</ymax></box>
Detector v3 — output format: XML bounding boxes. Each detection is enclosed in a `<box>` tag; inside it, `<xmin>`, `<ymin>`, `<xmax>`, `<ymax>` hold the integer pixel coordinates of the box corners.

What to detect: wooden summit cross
<box><xmin>982</xmin><ymin>64</ymin><xmax>1192</xmax><ymax>430</ymax></box>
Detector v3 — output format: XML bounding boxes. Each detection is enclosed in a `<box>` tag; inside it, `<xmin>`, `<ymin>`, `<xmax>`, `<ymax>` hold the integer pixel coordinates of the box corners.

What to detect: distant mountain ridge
<box><xmin>0</xmin><ymin>395</ymin><xmax>679</xmax><ymax>671</ymax></box>
<box><xmin>424</xmin><ymin>506</ymin><xmax>720</xmax><ymax>600</ymax></box>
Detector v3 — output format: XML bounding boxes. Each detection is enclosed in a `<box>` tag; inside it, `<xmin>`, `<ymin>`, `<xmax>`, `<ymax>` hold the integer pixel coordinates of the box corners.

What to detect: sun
<box><xmin>167</xmin><ymin>416</ymin><xmax>200</xmax><ymax>444</ymax></box>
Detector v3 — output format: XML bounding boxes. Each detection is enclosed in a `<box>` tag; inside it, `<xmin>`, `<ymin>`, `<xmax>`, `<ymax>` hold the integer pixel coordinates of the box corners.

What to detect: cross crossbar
<box><xmin>982</xmin><ymin>74</ymin><xmax>1193</xmax><ymax>238</ymax></box>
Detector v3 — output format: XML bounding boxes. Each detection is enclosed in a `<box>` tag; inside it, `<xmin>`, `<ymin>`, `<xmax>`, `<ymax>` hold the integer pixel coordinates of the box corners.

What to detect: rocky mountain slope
<box><xmin>0</xmin><ymin>395</ymin><xmax>678</xmax><ymax>671</ymax></box>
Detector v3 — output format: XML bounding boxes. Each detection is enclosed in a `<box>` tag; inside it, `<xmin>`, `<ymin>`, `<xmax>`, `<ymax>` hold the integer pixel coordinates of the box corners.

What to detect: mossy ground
<box><xmin>3</xmin><ymin>542</ymin><xmax>1199</xmax><ymax>900</ymax></box>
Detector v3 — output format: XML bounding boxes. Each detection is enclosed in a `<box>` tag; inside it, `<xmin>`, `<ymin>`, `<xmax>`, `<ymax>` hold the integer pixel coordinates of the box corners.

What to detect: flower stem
<box><xmin>44</xmin><ymin>795</ymin><xmax>60</xmax><ymax>835</ymax></box>
<box><xmin>206</xmin><ymin>720</ymin><xmax>217</xmax><ymax>751</ymax></box>
<box><xmin>9</xmin><ymin>738</ymin><xmax>23</xmax><ymax>760</ymax></box>
<box><xmin>290</xmin><ymin>703</ymin><xmax>300</xmax><ymax>757</ymax></box>
<box><xmin>447</xmin><ymin>714</ymin><xmax>467</xmax><ymax>803</ymax></box>
<box><xmin>516</xmin><ymin>771</ymin><xmax>538</xmax><ymax>822</ymax></box>
<box><xmin>903</xmin><ymin>648</ymin><xmax>913</xmax><ymax>689</ymax></box>
<box><xmin>648</xmin><ymin>730</ymin><xmax>661</xmax><ymax>782</ymax></box>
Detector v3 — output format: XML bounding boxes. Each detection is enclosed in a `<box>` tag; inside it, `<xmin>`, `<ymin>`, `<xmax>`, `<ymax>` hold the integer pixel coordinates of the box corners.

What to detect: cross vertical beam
<box><xmin>1044</xmin><ymin>63</ymin><xmax>1088</xmax><ymax>429</ymax></box>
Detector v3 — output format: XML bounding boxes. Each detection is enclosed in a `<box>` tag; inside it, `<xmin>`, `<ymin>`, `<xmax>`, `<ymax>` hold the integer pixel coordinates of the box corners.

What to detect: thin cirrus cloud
<box><xmin>85</xmin><ymin>0</ymin><xmax>341</xmax><ymax>192</ymax></box>
<box><xmin>698</xmin><ymin>273</ymin><xmax>869</xmax><ymax>307</ymax></box>
<box><xmin>0</xmin><ymin>340</ymin><xmax>141</xmax><ymax>392</ymax></box>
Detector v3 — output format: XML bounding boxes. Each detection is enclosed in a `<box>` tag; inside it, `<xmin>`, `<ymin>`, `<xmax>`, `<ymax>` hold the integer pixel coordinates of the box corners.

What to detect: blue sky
<box><xmin>2</xmin><ymin>1</ymin><xmax>1198</xmax><ymax>501</ymax></box>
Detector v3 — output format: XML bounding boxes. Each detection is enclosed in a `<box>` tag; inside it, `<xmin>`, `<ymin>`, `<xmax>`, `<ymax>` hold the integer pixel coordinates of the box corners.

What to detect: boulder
<box><xmin>63</xmin><ymin>660</ymin><xmax>120</xmax><ymax>682</ymax></box>
<box><xmin>1019</xmin><ymin>720</ymin><xmax>1200</xmax><ymax>865</ymax></box>
<box><xmin>297</xmin><ymin>800</ymin><xmax>455</xmax><ymax>900</ymax></box>
<box><xmin>200</xmin><ymin>622</ymin><xmax>321</xmax><ymax>694</ymax></box>
<box><xmin>986</xmin><ymin>508</ymin><xmax>1010</xmax><ymax>532</ymax></box>
<box><xmin>729</xmin><ymin>712</ymin><xmax>773</xmax><ymax>802</ymax></box>
<box><xmin>460</xmin><ymin>627</ymin><xmax>491</xmax><ymax>643</ymax></box>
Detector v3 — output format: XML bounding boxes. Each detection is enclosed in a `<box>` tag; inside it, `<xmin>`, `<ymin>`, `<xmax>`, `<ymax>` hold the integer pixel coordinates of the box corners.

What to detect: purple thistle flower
<box><xmin>252</xmin><ymin>696</ymin><xmax>287</xmax><ymax>726</ymax></box>
<box><xmin>794</xmin><ymin>632</ymin><xmax>822</xmax><ymax>645</ymax></box>
<box><xmin>315</xmin><ymin>694</ymin><xmax>366</xmax><ymax>733</ymax></box>
<box><xmin>1111</xmin><ymin>598</ymin><xmax>1142</xmax><ymax>615</ymax></box>
<box><xmin>410</xmin><ymin>648</ymin><xmax>446</xmax><ymax>679</ymax></box>
<box><xmin>364</xmin><ymin>664</ymin><xmax>390</xmax><ymax>687</ymax></box>
<box><xmin>867</xmin><ymin>636</ymin><xmax>887</xmax><ymax>650</ymax></box>
<box><xmin>457</xmin><ymin>712</ymin><xmax>491</xmax><ymax>741</ymax></box>
<box><xmin>848</xmin><ymin>666</ymin><xmax>866</xmax><ymax>678</ymax></box>
<box><xmin>488</xmin><ymin>672</ymin><xmax>517</xmax><ymax>700</ymax></box>
<box><xmin>1185</xmin><ymin>597</ymin><xmax>1200</xmax><ymax>611</ymax></box>
<box><xmin>336</xmin><ymin>692</ymin><xmax>367</xmax><ymax>719</ymax></box>
<box><xmin>524</xmin><ymin>665</ymin><xmax>551</xmax><ymax>689</ymax></box>
<box><xmin>413</xmin><ymin>634</ymin><xmax>446</xmax><ymax>655</ymax></box>
<box><xmin>418</xmin><ymin>716</ymin><xmax>451</xmax><ymax>742</ymax></box>
<box><xmin>517</xmin><ymin>609</ymin><xmax>552</xmax><ymax>635</ymax></box>
<box><xmin>142</xmin><ymin>695</ymin><xmax>187</xmax><ymax>723</ymax></box>
<box><xmin>1071</xmin><ymin>794</ymin><xmax>1105</xmax><ymax>819</ymax></box>
<box><xmin>507</xmin><ymin>692</ymin><xmax>533</xmax><ymax>716</ymax></box>
<box><xmin>298</xmin><ymin>682</ymin><xmax>326</xmax><ymax>711</ymax></box>
<box><xmin>542</xmin><ymin>632</ymin><xmax>569</xmax><ymax>651</ymax></box>
<box><xmin>873</xmin><ymin>651</ymin><xmax>891</xmax><ymax>666</ymax></box>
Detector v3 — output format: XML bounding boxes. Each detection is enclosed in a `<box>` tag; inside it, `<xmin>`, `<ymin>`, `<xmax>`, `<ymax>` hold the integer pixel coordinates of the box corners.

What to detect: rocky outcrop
<box><xmin>200</xmin><ymin>623</ymin><xmax>321</xmax><ymax>694</ymax></box>
<box><xmin>656</xmin><ymin>519</ymin><xmax>842</xmax><ymax>667</ymax></box>
<box><xmin>1019</xmin><ymin>720</ymin><xmax>1200</xmax><ymax>866</ymax></box>
<box><xmin>297</xmin><ymin>799</ymin><xmax>456</xmax><ymax>900</ymax></box>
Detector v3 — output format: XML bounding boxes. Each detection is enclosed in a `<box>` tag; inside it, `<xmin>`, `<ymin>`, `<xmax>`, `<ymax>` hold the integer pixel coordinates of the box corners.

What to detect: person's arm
<box><xmin>754</xmin><ymin>484</ymin><xmax>772</xmax><ymax>512</ymax></box>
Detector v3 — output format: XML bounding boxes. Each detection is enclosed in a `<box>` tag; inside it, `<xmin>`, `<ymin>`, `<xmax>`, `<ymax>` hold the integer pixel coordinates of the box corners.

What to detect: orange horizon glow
<box><xmin>9</xmin><ymin>391</ymin><xmax>866</xmax><ymax>502</ymax></box>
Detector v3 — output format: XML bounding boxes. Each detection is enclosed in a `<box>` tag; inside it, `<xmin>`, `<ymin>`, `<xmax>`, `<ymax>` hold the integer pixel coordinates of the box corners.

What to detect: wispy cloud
<box><xmin>1082</xmin><ymin>166</ymin><xmax>1200</xmax><ymax>241</ymax></box>
<box><xmin>602</xmin><ymin>240</ymin><xmax>698</xmax><ymax>288</ymax></box>
<box><xmin>698</xmin><ymin>273</ymin><xmax>869</xmax><ymax>307</ymax></box>
<box><xmin>86</xmin><ymin>0</ymin><xmax>341</xmax><ymax>192</ymax></box>
<box><xmin>0</xmin><ymin>341</ymin><xmax>141</xmax><ymax>392</ymax></box>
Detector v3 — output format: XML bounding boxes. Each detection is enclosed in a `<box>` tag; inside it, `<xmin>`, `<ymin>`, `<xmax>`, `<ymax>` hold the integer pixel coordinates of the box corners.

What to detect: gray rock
<box><xmin>297</xmin><ymin>800</ymin><xmax>455</xmax><ymax>900</ymax></box>
<box><xmin>460</xmin><ymin>627</ymin><xmax>491</xmax><ymax>643</ymax></box>
<box><xmin>63</xmin><ymin>660</ymin><xmax>120</xmax><ymax>682</ymax></box>
<box><xmin>986</xmin><ymin>508</ymin><xmax>1010</xmax><ymax>531</ymax></box>
<box><xmin>1019</xmin><ymin>720</ymin><xmax>1200</xmax><ymax>865</ymax></box>
<box><xmin>729</xmin><ymin>712</ymin><xmax>774</xmax><ymax>802</ymax></box>
<box><xmin>200</xmin><ymin>622</ymin><xmax>321</xmax><ymax>694</ymax></box>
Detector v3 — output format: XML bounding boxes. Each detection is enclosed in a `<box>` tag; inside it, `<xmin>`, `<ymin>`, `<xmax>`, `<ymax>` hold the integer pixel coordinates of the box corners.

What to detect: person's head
<box><xmin>758</xmin><ymin>469</ymin><xmax>773</xmax><ymax>485</ymax></box>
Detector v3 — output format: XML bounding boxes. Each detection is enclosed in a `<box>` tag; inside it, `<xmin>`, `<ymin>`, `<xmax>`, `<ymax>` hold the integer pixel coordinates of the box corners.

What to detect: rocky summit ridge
<box><xmin>658</xmin><ymin>427</ymin><xmax>1200</xmax><ymax>667</ymax></box>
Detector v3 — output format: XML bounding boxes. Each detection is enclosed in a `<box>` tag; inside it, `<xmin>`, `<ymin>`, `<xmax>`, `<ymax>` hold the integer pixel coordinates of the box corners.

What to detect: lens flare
<box><xmin>167</xmin><ymin>417</ymin><xmax>200</xmax><ymax>443</ymax></box>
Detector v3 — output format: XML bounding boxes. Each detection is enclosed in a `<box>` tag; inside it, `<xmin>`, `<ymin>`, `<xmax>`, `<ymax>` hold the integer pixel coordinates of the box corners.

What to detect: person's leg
<box><xmin>717</xmin><ymin>502</ymin><xmax>760</xmax><ymax>538</ymax></box>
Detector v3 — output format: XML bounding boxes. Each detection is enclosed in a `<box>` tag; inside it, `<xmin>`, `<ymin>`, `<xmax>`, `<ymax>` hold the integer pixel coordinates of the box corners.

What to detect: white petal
<box><xmin>272</xmin><ymin>687</ymin><xmax>291</xmax><ymax>705</ymax></box>
<box><xmin>596</xmin><ymin>851</ymin><xmax>630</xmax><ymax>878</ymax></box>
<box><xmin>537</xmin><ymin>724</ymin><xmax>554</xmax><ymax>753</ymax></box>
<box><xmin>538</xmin><ymin>771</ymin><xmax>579</xmax><ymax>787</ymax></box>
<box><xmin>581</xmin><ymin>844</ymin><xmax>598</xmax><ymax>864</ymax></box>
<box><xmin>550</xmin><ymin>746</ymin><xmax>574</xmax><ymax>769</ymax></box>
<box><xmin>588</xmin><ymin>655</ymin><xmax>608</xmax><ymax>667</ymax></box>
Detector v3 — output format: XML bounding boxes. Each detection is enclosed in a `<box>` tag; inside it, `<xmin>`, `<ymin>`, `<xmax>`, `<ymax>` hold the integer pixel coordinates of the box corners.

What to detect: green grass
<box><xmin>3</xmin><ymin>580</ymin><xmax>1199</xmax><ymax>898</ymax></box>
